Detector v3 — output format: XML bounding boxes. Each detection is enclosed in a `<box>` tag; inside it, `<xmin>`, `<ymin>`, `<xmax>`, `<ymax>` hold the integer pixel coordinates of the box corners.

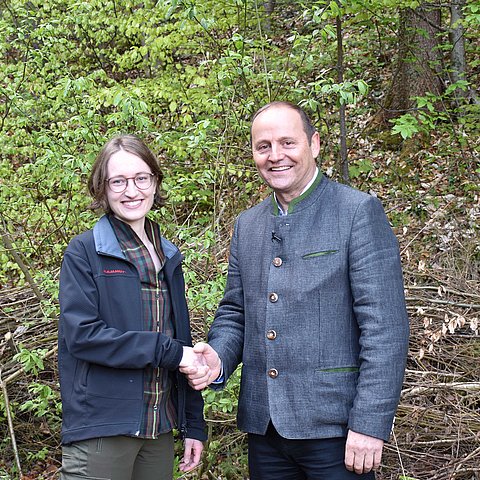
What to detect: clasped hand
<box><xmin>180</xmin><ymin>342</ymin><xmax>221</xmax><ymax>390</ymax></box>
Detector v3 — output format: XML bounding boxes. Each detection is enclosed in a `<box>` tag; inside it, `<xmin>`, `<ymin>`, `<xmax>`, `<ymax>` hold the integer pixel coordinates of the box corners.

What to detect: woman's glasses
<box><xmin>106</xmin><ymin>173</ymin><xmax>155</xmax><ymax>193</ymax></box>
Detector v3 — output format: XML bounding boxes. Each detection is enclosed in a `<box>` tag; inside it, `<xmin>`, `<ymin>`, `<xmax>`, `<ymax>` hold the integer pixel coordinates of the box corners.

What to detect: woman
<box><xmin>58</xmin><ymin>135</ymin><xmax>206</xmax><ymax>480</ymax></box>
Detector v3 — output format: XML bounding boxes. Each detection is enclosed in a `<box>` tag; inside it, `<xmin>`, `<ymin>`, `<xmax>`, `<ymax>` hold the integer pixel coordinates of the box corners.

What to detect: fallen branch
<box><xmin>405</xmin><ymin>295</ymin><xmax>480</xmax><ymax>309</ymax></box>
<box><xmin>406</xmin><ymin>285</ymin><xmax>480</xmax><ymax>300</ymax></box>
<box><xmin>0</xmin><ymin>368</ymin><xmax>23</xmax><ymax>477</ymax></box>
<box><xmin>2</xmin><ymin>345</ymin><xmax>58</xmax><ymax>386</ymax></box>
<box><xmin>1</xmin><ymin>217</ymin><xmax>45</xmax><ymax>303</ymax></box>
<box><xmin>402</xmin><ymin>381</ymin><xmax>480</xmax><ymax>398</ymax></box>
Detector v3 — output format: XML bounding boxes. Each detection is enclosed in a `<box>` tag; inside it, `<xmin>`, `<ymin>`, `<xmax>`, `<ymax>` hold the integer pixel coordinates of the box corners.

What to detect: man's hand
<box><xmin>179</xmin><ymin>346</ymin><xmax>207</xmax><ymax>369</ymax></box>
<box><xmin>179</xmin><ymin>342</ymin><xmax>221</xmax><ymax>390</ymax></box>
<box><xmin>179</xmin><ymin>438</ymin><xmax>203</xmax><ymax>472</ymax></box>
<box><xmin>345</xmin><ymin>430</ymin><xmax>384</xmax><ymax>474</ymax></box>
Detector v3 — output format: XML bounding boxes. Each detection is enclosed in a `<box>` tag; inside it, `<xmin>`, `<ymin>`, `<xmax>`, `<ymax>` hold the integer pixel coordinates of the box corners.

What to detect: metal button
<box><xmin>272</xmin><ymin>257</ymin><xmax>283</xmax><ymax>267</ymax></box>
<box><xmin>268</xmin><ymin>368</ymin><xmax>278</xmax><ymax>379</ymax></box>
<box><xmin>269</xmin><ymin>292</ymin><xmax>278</xmax><ymax>303</ymax></box>
<box><xmin>266</xmin><ymin>330</ymin><xmax>277</xmax><ymax>340</ymax></box>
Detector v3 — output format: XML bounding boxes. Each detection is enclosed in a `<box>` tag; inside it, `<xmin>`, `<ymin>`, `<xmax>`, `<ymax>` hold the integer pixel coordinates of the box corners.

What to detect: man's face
<box><xmin>251</xmin><ymin>105</ymin><xmax>320</xmax><ymax>206</ymax></box>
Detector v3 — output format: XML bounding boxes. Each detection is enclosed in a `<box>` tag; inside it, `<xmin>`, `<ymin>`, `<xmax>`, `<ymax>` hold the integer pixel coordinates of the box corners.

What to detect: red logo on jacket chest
<box><xmin>103</xmin><ymin>269</ymin><xmax>127</xmax><ymax>274</ymax></box>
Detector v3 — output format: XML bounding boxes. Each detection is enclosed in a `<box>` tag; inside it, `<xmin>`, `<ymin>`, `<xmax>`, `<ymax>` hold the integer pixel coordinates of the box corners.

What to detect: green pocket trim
<box><xmin>302</xmin><ymin>250</ymin><xmax>338</xmax><ymax>259</ymax></box>
<box><xmin>317</xmin><ymin>367</ymin><xmax>360</xmax><ymax>373</ymax></box>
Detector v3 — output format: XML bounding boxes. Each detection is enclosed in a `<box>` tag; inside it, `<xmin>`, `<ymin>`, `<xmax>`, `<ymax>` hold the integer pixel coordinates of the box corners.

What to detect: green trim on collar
<box><xmin>287</xmin><ymin>171</ymin><xmax>323</xmax><ymax>214</ymax></box>
<box><xmin>271</xmin><ymin>195</ymin><xmax>280</xmax><ymax>216</ymax></box>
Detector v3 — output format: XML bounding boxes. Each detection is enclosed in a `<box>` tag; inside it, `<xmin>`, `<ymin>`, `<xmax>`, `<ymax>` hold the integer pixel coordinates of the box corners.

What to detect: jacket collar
<box><xmin>270</xmin><ymin>172</ymin><xmax>327</xmax><ymax>216</ymax></box>
<box><xmin>92</xmin><ymin>215</ymin><xmax>179</xmax><ymax>261</ymax></box>
<box><xmin>93</xmin><ymin>215</ymin><xmax>125</xmax><ymax>259</ymax></box>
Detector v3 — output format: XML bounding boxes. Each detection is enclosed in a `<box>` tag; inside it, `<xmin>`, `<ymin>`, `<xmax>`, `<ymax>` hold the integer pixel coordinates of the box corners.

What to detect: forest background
<box><xmin>0</xmin><ymin>0</ymin><xmax>479</xmax><ymax>479</ymax></box>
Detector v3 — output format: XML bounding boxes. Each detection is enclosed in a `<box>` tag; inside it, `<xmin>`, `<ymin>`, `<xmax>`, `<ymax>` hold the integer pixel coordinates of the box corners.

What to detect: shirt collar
<box><xmin>274</xmin><ymin>167</ymin><xmax>319</xmax><ymax>216</ymax></box>
<box><xmin>108</xmin><ymin>215</ymin><xmax>165</xmax><ymax>269</ymax></box>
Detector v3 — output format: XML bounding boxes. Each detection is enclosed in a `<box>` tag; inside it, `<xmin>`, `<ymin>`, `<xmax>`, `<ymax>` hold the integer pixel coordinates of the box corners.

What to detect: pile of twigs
<box><xmin>0</xmin><ymin>285</ymin><xmax>60</xmax><ymax>477</ymax></box>
<box><xmin>380</xmin><ymin>263</ymin><xmax>480</xmax><ymax>479</ymax></box>
<box><xmin>1</xmin><ymin>251</ymin><xmax>479</xmax><ymax>479</ymax></box>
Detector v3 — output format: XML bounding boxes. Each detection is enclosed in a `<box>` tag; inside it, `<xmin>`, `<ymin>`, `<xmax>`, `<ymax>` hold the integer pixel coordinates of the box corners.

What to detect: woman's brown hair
<box><xmin>87</xmin><ymin>134</ymin><xmax>166</xmax><ymax>213</ymax></box>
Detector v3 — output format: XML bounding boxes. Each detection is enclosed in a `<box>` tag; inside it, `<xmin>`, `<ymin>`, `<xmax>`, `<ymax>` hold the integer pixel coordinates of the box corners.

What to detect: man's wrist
<box><xmin>211</xmin><ymin>362</ymin><xmax>224</xmax><ymax>384</ymax></box>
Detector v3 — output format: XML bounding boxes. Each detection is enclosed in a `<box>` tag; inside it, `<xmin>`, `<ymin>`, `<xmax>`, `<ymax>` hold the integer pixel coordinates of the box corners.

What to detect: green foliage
<box><xmin>25</xmin><ymin>447</ymin><xmax>50</xmax><ymax>463</ymax></box>
<box><xmin>0</xmin><ymin>0</ymin><xmax>386</xmax><ymax>288</ymax></box>
<box><xmin>464</xmin><ymin>0</ymin><xmax>480</xmax><ymax>28</ymax></box>
<box><xmin>349</xmin><ymin>159</ymin><xmax>374</xmax><ymax>179</ymax></box>
<box><xmin>0</xmin><ymin>469</ymin><xmax>13</xmax><ymax>480</ymax></box>
<box><xmin>0</xmin><ymin>396</ymin><xmax>8</xmax><ymax>424</ymax></box>
<box><xmin>19</xmin><ymin>382</ymin><xmax>62</xmax><ymax>420</ymax></box>
<box><xmin>391</xmin><ymin>80</ymin><xmax>478</xmax><ymax>140</ymax></box>
<box><xmin>203</xmin><ymin>439</ymin><xmax>248</xmax><ymax>478</ymax></box>
<box><xmin>13</xmin><ymin>347</ymin><xmax>48</xmax><ymax>376</ymax></box>
<box><xmin>298</xmin><ymin>79</ymin><xmax>370</xmax><ymax>111</ymax></box>
<box><xmin>390</xmin><ymin>114</ymin><xmax>420</xmax><ymax>139</ymax></box>
<box><xmin>203</xmin><ymin>368</ymin><xmax>241</xmax><ymax>415</ymax></box>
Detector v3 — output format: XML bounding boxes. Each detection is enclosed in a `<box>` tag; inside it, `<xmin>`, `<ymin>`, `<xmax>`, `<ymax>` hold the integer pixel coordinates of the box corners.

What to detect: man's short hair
<box><xmin>251</xmin><ymin>101</ymin><xmax>317</xmax><ymax>144</ymax></box>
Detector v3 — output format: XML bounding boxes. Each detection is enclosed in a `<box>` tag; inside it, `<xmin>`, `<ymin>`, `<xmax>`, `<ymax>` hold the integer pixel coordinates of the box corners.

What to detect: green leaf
<box><xmin>391</xmin><ymin>114</ymin><xmax>420</xmax><ymax>139</ymax></box>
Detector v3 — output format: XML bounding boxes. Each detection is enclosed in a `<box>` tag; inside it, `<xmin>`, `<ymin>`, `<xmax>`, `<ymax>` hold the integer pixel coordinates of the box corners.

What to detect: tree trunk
<box><xmin>450</xmin><ymin>0</ymin><xmax>466</xmax><ymax>87</ymax></box>
<box><xmin>263</xmin><ymin>1</ymin><xmax>276</xmax><ymax>31</ymax></box>
<box><xmin>448</xmin><ymin>0</ymin><xmax>478</xmax><ymax>102</ymax></box>
<box><xmin>336</xmin><ymin>10</ymin><xmax>349</xmax><ymax>184</ymax></box>
<box><xmin>264</xmin><ymin>0</ymin><xmax>276</xmax><ymax>15</ymax></box>
<box><xmin>376</xmin><ymin>3</ymin><xmax>445</xmax><ymax>124</ymax></box>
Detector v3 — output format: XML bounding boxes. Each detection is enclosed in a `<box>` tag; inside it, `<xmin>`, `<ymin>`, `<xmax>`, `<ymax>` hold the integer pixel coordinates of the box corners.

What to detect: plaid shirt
<box><xmin>109</xmin><ymin>215</ymin><xmax>177</xmax><ymax>438</ymax></box>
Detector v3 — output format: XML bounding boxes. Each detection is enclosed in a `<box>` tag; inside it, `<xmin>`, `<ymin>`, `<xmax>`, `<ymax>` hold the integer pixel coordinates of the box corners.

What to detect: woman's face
<box><xmin>105</xmin><ymin>150</ymin><xmax>156</xmax><ymax>234</ymax></box>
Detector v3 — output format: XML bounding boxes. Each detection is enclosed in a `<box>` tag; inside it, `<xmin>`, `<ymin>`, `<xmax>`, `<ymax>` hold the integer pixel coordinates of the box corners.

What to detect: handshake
<box><xmin>179</xmin><ymin>342</ymin><xmax>222</xmax><ymax>390</ymax></box>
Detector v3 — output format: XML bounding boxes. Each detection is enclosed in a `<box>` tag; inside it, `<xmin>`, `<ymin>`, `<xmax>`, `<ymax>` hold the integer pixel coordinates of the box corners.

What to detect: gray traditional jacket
<box><xmin>208</xmin><ymin>173</ymin><xmax>409</xmax><ymax>441</ymax></box>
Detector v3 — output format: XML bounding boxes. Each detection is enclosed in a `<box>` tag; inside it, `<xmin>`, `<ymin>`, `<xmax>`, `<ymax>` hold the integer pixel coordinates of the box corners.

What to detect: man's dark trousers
<box><xmin>248</xmin><ymin>423</ymin><xmax>376</xmax><ymax>480</ymax></box>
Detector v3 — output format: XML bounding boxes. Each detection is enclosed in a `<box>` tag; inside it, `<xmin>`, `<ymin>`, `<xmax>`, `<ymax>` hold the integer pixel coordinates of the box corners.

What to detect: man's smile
<box><xmin>270</xmin><ymin>166</ymin><xmax>292</xmax><ymax>171</ymax></box>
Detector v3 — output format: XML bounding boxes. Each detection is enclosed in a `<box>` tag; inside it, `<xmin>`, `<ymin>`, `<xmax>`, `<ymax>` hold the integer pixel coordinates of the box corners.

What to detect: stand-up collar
<box><xmin>270</xmin><ymin>171</ymin><xmax>326</xmax><ymax>216</ymax></box>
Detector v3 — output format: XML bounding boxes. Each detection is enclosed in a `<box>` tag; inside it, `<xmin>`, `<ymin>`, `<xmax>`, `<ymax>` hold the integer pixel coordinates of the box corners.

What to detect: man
<box><xmin>182</xmin><ymin>101</ymin><xmax>409</xmax><ymax>479</ymax></box>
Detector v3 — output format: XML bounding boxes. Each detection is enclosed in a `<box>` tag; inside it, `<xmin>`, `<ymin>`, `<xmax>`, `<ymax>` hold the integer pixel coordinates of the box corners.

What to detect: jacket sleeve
<box><xmin>208</xmin><ymin>218</ymin><xmax>245</xmax><ymax>384</ymax></box>
<box><xmin>169</xmin><ymin>260</ymin><xmax>207</xmax><ymax>441</ymax></box>
<box><xmin>347</xmin><ymin>195</ymin><xmax>409</xmax><ymax>441</ymax></box>
<box><xmin>182</xmin><ymin>379</ymin><xmax>207</xmax><ymax>441</ymax></box>
<box><xmin>59</xmin><ymin>237</ymin><xmax>183</xmax><ymax>370</ymax></box>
